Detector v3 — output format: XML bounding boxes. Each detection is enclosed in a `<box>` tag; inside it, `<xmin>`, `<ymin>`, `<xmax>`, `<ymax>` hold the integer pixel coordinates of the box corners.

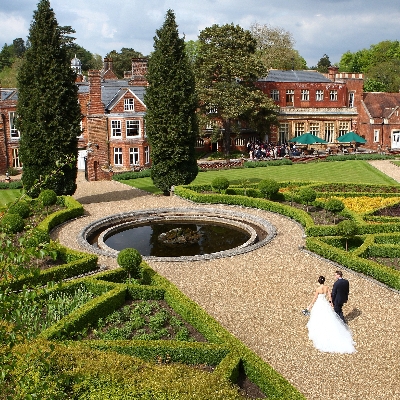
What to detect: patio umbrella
<box><xmin>289</xmin><ymin>132</ymin><xmax>327</xmax><ymax>145</ymax></box>
<box><xmin>337</xmin><ymin>131</ymin><xmax>366</xmax><ymax>143</ymax></box>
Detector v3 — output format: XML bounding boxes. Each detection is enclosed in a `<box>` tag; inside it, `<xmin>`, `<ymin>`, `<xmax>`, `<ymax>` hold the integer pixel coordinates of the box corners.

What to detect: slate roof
<box><xmin>77</xmin><ymin>80</ymin><xmax>146</xmax><ymax>111</ymax></box>
<box><xmin>363</xmin><ymin>92</ymin><xmax>400</xmax><ymax>119</ymax></box>
<box><xmin>259</xmin><ymin>70</ymin><xmax>332</xmax><ymax>83</ymax></box>
<box><xmin>1</xmin><ymin>89</ymin><xmax>18</xmax><ymax>101</ymax></box>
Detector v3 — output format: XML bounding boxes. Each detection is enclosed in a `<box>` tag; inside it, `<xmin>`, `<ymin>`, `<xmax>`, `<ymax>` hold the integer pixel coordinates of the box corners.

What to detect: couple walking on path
<box><xmin>305</xmin><ymin>271</ymin><xmax>356</xmax><ymax>354</ymax></box>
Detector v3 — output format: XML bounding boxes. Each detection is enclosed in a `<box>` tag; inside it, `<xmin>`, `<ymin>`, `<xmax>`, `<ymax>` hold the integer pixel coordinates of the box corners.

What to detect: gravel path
<box><xmin>51</xmin><ymin>164</ymin><xmax>400</xmax><ymax>400</ymax></box>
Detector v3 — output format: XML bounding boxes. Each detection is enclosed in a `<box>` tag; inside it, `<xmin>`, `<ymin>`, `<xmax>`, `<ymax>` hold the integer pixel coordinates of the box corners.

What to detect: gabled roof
<box><xmin>259</xmin><ymin>70</ymin><xmax>332</xmax><ymax>83</ymax></box>
<box><xmin>106</xmin><ymin>87</ymin><xmax>146</xmax><ymax>111</ymax></box>
<box><xmin>363</xmin><ymin>92</ymin><xmax>400</xmax><ymax>119</ymax></box>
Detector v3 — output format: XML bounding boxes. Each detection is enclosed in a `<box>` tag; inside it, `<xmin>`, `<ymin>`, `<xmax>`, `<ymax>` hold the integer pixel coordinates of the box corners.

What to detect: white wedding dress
<box><xmin>307</xmin><ymin>294</ymin><xmax>356</xmax><ymax>354</ymax></box>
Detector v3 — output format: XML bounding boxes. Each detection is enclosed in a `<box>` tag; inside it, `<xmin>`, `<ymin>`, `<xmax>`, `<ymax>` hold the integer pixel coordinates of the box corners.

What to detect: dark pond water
<box><xmin>102</xmin><ymin>222</ymin><xmax>251</xmax><ymax>257</ymax></box>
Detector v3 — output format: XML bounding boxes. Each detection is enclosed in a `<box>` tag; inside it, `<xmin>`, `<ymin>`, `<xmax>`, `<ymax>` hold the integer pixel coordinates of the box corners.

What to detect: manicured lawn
<box><xmin>0</xmin><ymin>189</ymin><xmax>24</xmax><ymax>208</ymax></box>
<box><xmin>125</xmin><ymin>160</ymin><xmax>399</xmax><ymax>192</ymax></box>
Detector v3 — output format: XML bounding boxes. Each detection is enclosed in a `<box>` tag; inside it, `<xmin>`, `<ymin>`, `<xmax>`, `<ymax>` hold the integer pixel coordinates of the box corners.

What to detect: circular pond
<box><xmin>78</xmin><ymin>208</ymin><xmax>277</xmax><ymax>262</ymax></box>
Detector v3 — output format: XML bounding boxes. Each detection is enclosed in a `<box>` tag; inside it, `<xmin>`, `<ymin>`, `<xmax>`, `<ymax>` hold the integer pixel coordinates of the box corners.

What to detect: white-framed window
<box><xmin>111</xmin><ymin>120</ymin><xmax>122</xmax><ymax>137</ymax></box>
<box><xmin>270</xmin><ymin>90</ymin><xmax>279</xmax><ymax>101</ymax></box>
<box><xmin>206</xmin><ymin>104</ymin><xmax>217</xmax><ymax>114</ymax></box>
<box><xmin>339</xmin><ymin>121</ymin><xmax>350</xmax><ymax>137</ymax></box>
<box><xmin>124</xmin><ymin>98</ymin><xmax>134</xmax><ymax>111</ymax></box>
<box><xmin>316</xmin><ymin>90</ymin><xmax>324</xmax><ymax>101</ymax></box>
<box><xmin>129</xmin><ymin>147</ymin><xmax>140</xmax><ymax>165</ymax></box>
<box><xmin>9</xmin><ymin>112</ymin><xmax>20</xmax><ymax>138</ymax></box>
<box><xmin>294</xmin><ymin>122</ymin><xmax>305</xmax><ymax>137</ymax></box>
<box><xmin>196</xmin><ymin>138</ymin><xmax>205</xmax><ymax>147</ymax></box>
<box><xmin>301</xmin><ymin>90</ymin><xmax>309</xmax><ymax>101</ymax></box>
<box><xmin>126</xmin><ymin>120</ymin><xmax>140</xmax><ymax>137</ymax></box>
<box><xmin>348</xmin><ymin>92</ymin><xmax>355</xmax><ymax>107</ymax></box>
<box><xmin>77</xmin><ymin>120</ymin><xmax>83</xmax><ymax>138</ymax></box>
<box><xmin>325</xmin><ymin>122</ymin><xmax>335</xmax><ymax>142</ymax></box>
<box><xmin>279</xmin><ymin>123</ymin><xmax>289</xmax><ymax>143</ymax></box>
<box><xmin>286</xmin><ymin>89</ymin><xmax>294</xmax><ymax>106</ymax></box>
<box><xmin>309</xmin><ymin>122</ymin><xmax>320</xmax><ymax>136</ymax></box>
<box><xmin>374</xmin><ymin>129</ymin><xmax>380</xmax><ymax>143</ymax></box>
<box><xmin>330</xmin><ymin>90</ymin><xmax>338</xmax><ymax>101</ymax></box>
<box><xmin>145</xmin><ymin>146</ymin><xmax>150</xmax><ymax>164</ymax></box>
<box><xmin>12</xmin><ymin>148</ymin><xmax>21</xmax><ymax>168</ymax></box>
<box><xmin>114</xmin><ymin>147</ymin><xmax>123</xmax><ymax>165</ymax></box>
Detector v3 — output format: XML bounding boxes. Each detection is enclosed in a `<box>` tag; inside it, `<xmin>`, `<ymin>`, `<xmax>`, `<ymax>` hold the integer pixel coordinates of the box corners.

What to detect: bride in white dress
<box><xmin>306</xmin><ymin>276</ymin><xmax>356</xmax><ymax>354</ymax></box>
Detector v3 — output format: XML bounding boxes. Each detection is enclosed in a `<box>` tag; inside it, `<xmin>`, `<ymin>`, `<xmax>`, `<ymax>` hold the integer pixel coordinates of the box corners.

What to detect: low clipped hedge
<box><xmin>39</xmin><ymin>279</ymin><xmax>127</xmax><ymax>340</ymax></box>
<box><xmin>306</xmin><ymin>237</ymin><xmax>400</xmax><ymax>290</ymax></box>
<box><xmin>112</xmin><ymin>169</ymin><xmax>151</xmax><ymax>181</ymax></box>
<box><xmin>0</xmin><ymin>245</ymin><xmax>99</xmax><ymax>291</ymax></box>
<box><xmin>37</xmin><ymin>195</ymin><xmax>84</xmax><ymax>233</ymax></box>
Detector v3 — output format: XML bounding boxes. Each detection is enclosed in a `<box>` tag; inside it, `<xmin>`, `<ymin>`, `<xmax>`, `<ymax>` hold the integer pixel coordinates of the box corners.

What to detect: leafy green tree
<box><xmin>144</xmin><ymin>9</ymin><xmax>198</xmax><ymax>194</ymax></box>
<box><xmin>250</xmin><ymin>23</ymin><xmax>306</xmax><ymax>70</ymax></box>
<box><xmin>196</xmin><ymin>23</ymin><xmax>277</xmax><ymax>156</ymax></box>
<box><xmin>258</xmin><ymin>178</ymin><xmax>280</xmax><ymax>200</ymax></box>
<box><xmin>337</xmin><ymin>220</ymin><xmax>358</xmax><ymax>251</ymax></box>
<box><xmin>16</xmin><ymin>0</ymin><xmax>81</xmax><ymax>196</ymax></box>
<box><xmin>297</xmin><ymin>187</ymin><xmax>317</xmax><ymax>212</ymax></box>
<box><xmin>117</xmin><ymin>248</ymin><xmax>143</xmax><ymax>279</ymax></box>
<box><xmin>211</xmin><ymin>176</ymin><xmax>230</xmax><ymax>193</ymax></box>
<box><xmin>324</xmin><ymin>198</ymin><xmax>345</xmax><ymax>224</ymax></box>
<box><xmin>106</xmin><ymin>47</ymin><xmax>144</xmax><ymax>78</ymax></box>
<box><xmin>0</xmin><ymin>44</ymin><xmax>14</xmax><ymax>71</ymax></box>
<box><xmin>12</xmin><ymin>38</ymin><xmax>26</xmax><ymax>58</ymax></box>
<box><xmin>316</xmin><ymin>54</ymin><xmax>331</xmax><ymax>73</ymax></box>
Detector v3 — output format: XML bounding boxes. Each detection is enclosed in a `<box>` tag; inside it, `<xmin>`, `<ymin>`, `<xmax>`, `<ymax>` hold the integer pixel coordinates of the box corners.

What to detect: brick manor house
<box><xmin>1</xmin><ymin>59</ymin><xmax>400</xmax><ymax>180</ymax></box>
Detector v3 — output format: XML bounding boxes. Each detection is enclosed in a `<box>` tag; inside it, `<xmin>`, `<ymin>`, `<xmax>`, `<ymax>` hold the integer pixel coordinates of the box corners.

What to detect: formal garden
<box><xmin>1</xmin><ymin>156</ymin><xmax>400</xmax><ymax>399</ymax></box>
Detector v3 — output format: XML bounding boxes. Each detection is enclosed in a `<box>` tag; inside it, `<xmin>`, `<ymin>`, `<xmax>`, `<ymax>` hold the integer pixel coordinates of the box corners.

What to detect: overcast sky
<box><xmin>2</xmin><ymin>0</ymin><xmax>400</xmax><ymax>68</ymax></box>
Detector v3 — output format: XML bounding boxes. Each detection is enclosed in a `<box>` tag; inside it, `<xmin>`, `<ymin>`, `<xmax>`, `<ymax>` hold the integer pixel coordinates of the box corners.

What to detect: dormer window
<box><xmin>124</xmin><ymin>98</ymin><xmax>134</xmax><ymax>111</ymax></box>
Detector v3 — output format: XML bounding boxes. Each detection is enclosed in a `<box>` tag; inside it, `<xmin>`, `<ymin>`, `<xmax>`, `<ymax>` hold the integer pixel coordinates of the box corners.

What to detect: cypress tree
<box><xmin>144</xmin><ymin>9</ymin><xmax>198</xmax><ymax>194</ymax></box>
<box><xmin>17</xmin><ymin>0</ymin><xmax>81</xmax><ymax>196</ymax></box>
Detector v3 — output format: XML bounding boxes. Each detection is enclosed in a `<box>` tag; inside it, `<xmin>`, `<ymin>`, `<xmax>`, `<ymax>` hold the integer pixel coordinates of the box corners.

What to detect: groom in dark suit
<box><xmin>331</xmin><ymin>270</ymin><xmax>349</xmax><ymax>323</ymax></box>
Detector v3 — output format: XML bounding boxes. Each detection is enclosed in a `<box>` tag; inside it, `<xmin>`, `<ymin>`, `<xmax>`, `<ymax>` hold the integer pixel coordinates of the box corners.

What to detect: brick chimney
<box><xmin>328</xmin><ymin>66</ymin><xmax>339</xmax><ymax>82</ymax></box>
<box><xmin>129</xmin><ymin>58</ymin><xmax>148</xmax><ymax>86</ymax></box>
<box><xmin>88</xmin><ymin>70</ymin><xmax>104</xmax><ymax>115</ymax></box>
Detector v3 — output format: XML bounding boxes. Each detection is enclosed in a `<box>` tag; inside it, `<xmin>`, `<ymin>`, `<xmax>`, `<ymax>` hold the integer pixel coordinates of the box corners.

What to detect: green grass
<box><xmin>124</xmin><ymin>160</ymin><xmax>399</xmax><ymax>193</ymax></box>
<box><xmin>0</xmin><ymin>189</ymin><xmax>24</xmax><ymax>208</ymax></box>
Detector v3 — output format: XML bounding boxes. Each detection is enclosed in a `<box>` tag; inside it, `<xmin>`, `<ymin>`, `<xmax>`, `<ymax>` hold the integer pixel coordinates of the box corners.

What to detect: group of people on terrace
<box><xmin>246</xmin><ymin>140</ymin><xmax>302</xmax><ymax>160</ymax></box>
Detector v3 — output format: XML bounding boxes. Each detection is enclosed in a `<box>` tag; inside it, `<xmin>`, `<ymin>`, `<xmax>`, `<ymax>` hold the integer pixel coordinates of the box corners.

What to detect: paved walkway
<box><xmin>50</xmin><ymin>162</ymin><xmax>400</xmax><ymax>400</ymax></box>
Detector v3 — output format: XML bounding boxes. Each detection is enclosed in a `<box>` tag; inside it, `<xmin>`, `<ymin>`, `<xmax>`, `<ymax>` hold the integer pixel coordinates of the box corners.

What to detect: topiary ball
<box><xmin>1</xmin><ymin>213</ymin><xmax>25</xmax><ymax>234</ymax></box>
<box><xmin>38</xmin><ymin>189</ymin><xmax>58</xmax><ymax>207</ymax></box>
<box><xmin>117</xmin><ymin>248</ymin><xmax>143</xmax><ymax>279</ymax></box>
<box><xmin>211</xmin><ymin>176</ymin><xmax>230</xmax><ymax>193</ymax></box>
<box><xmin>258</xmin><ymin>179</ymin><xmax>280</xmax><ymax>199</ymax></box>
<box><xmin>8</xmin><ymin>201</ymin><xmax>31</xmax><ymax>219</ymax></box>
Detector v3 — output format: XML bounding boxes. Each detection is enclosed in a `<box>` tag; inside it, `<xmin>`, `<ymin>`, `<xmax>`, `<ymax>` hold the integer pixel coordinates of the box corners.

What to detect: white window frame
<box><xmin>339</xmin><ymin>121</ymin><xmax>350</xmax><ymax>137</ymax></box>
<box><xmin>294</xmin><ymin>122</ymin><xmax>305</xmax><ymax>137</ymax></box>
<box><xmin>111</xmin><ymin>120</ymin><xmax>122</xmax><ymax>137</ymax></box>
<box><xmin>9</xmin><ymin>112</ymin><xmax>20</xmax><ymax>138</ymax></box>
<box><xmin>330</xmin><ymin>90</ymin><xmax>338</xmax><ymax>101</ymax></box>
<box><xmin>271</xmin><ymin>90</ymin><xmax>279</xmax><ymax>101</ymax></box>
<box><xmin>301</xmin><ymin>90</ymin><xmax>309</xmax><ymax>101</ymax></box>
<box><xmin>316</xmin><ymin>90</ymin><xmax>324</xmax><ymax>101</ymax></box>
<box><xmin>286</xmin><ymin>89</ymin><xmax>294</xmax><ymax>105</ymax></box>
<box><xmin>145</xmin><ymin>146</ymin><xmax>150</xmax><ymax>164</ymax></box>
<box><xmin>129</xmin><ymin>147</ymin><xmax>140</xmax><ymax>165</ymax></box>
<box><xmin>325</xmin><ymin>122</ymin><xmax>335</xmax><ymax>142</ymax></box>
<box><xmin>126</xmin><ymin>120</ymin><xmax>140</xmax><ymax>137</ymax></box>
<box><xmin>124</xmin><ymin>98</ymin><xmax>134</xmax><ymax>111</ymax></box>
<box><xmin>309</xmin><ymin>122</ymin><xmax>320</xmax><ymax>136</ymax></box>
<box><xmin>279</xmin><ymin>123</ymin><xmax>289</xmax><ymax>143</ymax></box>
<box><xmin>348</xmin><ymin>92</ymin><xmax>355</xmax><ymax>107</ymax></box>
<box><xmin>12</xmin><ymin>148</ymin><xmax>21</xmax><ymax>168</ymax></box>
<box><xmin>374</xmin><ymin>129</ymin><xmax>380</xmax><ymax>143</ymax></box>
<box><xmin>114</xmin><ymin>147</ymin><xmax>123</xmax><ymax>165</ymax></box>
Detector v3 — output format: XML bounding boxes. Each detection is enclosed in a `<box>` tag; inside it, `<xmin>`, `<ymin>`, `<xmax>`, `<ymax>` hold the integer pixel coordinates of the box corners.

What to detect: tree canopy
<box><xmin>316</xmin><ymin>54</ymin><xmax>331</xmax><ymax>73</ymax></box>
<box><xmin>144</xmin><ymin>9</ymin><xmax>198</xmax><ymax>194</ymax></box>
<box><xmin>339</xmin><ymin>40</ymin><xmax>400</xmax><ymax>92</ymax></box>
<box><xmin>106</xmin><ymin>47</ymin><xmax>144</xmax><ymax>78</ymax></box>
<box><xmin>250</xmin><ymin>23</ymin><xmax>306</xmax><ymax>70</ymax></box>
<box><xmin>195</xmin><ymin>23</ymin><xmax>278</xmax><ymax>155</ymax></box>
<box><xmin>17</xmin><ymin>0</ymin><xmax>81</xmax><ymax>196</ymax></box>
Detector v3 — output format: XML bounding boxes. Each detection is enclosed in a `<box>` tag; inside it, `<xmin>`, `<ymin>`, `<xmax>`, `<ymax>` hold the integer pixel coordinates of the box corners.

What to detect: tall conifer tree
<box><xmin>17</xmin><ymin>0</ymin><xmax>81</xmax><ymax>196</ymax></box>
<box><xmin>144</xmin><ymin>9</ymin><xmax>198</xmax><ymax>194</ymax></box>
